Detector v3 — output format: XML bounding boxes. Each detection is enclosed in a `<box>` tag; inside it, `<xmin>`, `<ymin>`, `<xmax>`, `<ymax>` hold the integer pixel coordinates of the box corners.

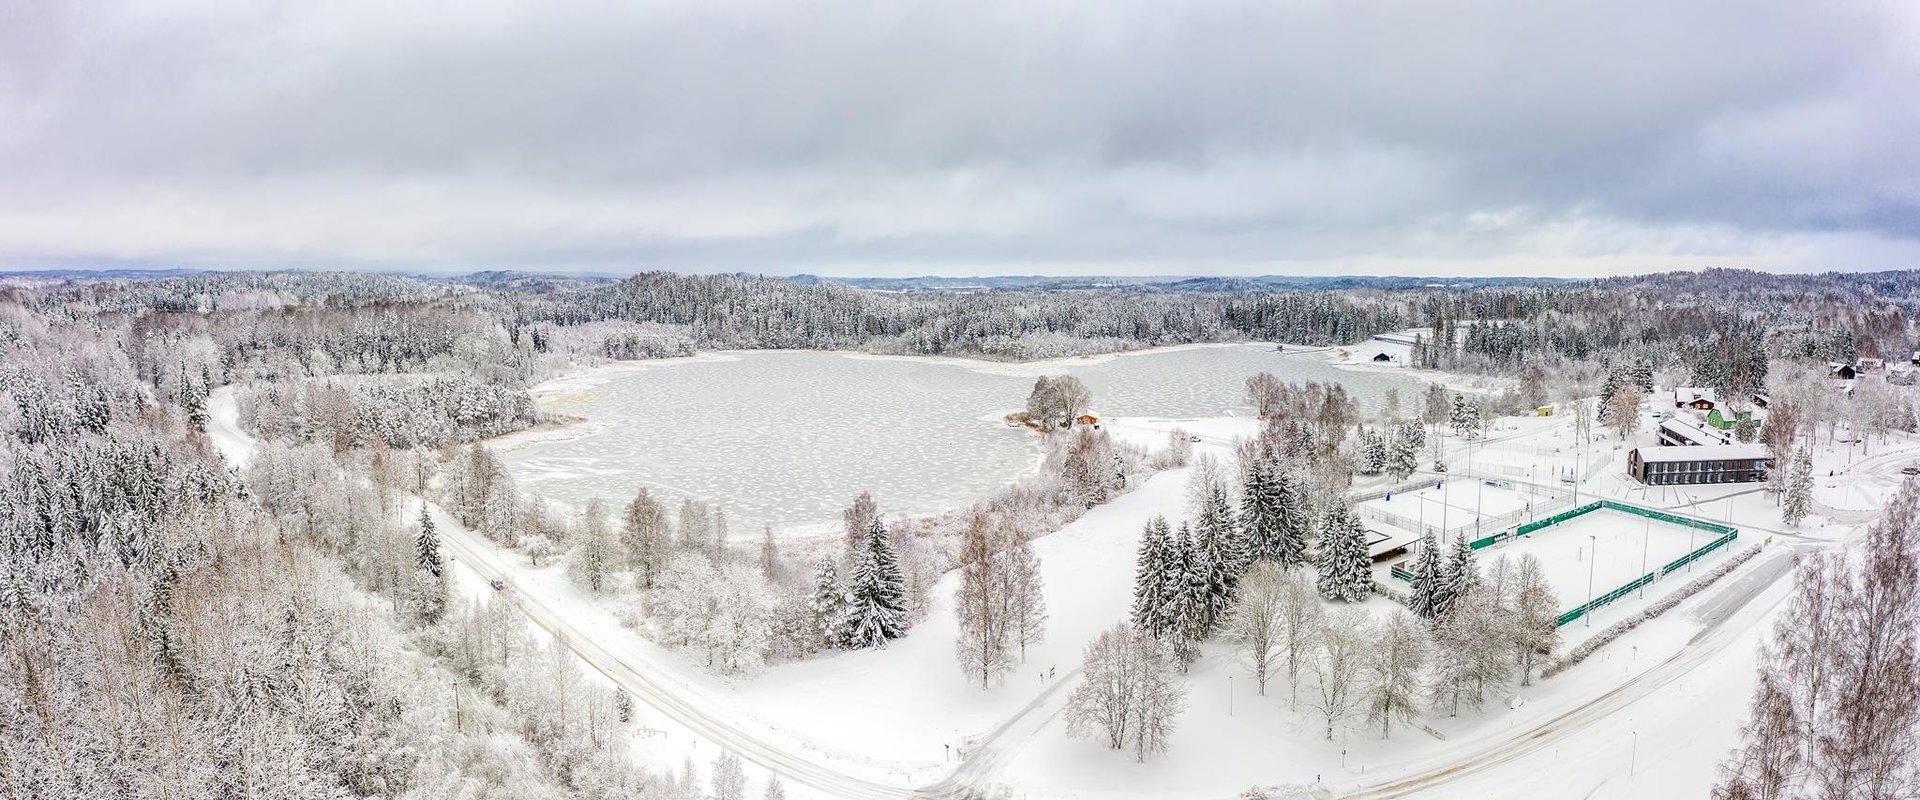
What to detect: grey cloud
<box><xmin>0</xmin><ymin>0</ymin><xmax>1914</xmax><ymax>274</ymax></box>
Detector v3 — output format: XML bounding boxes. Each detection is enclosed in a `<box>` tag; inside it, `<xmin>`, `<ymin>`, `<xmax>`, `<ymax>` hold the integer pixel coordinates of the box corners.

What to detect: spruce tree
<box><xmin>1273</xmin><ymin>468</ymin><xmax>1313</xmax><ymax>568</ymax></box>
<box><xmin>1360</xmin><ymin>428</ymin><xmax>1387</xmax><ymax>474</ymax></box>
<box><xmin>1387</xmin><ymin>426</ymin><xmax>1420</xmax><ymax>482</ymax></box>
<box><xmin>1432</xmin><ymin>533</ymin><xmax>1477</xmax><ymax>620</ymax></box>
<box><xmin>1197</xmin><ymin>481</ymin><xmax>1245</xmax><ymax>596</ymax></box>
<box><xmin>836</xmin><ymin>518</ymin><xmax>908</xmax><ymax>648</ymax></box>
<box><xmin>1132</xmin><ymin>516</ymin><xmax>1172</xmax><ymax>635</ymax></box>
<box><xmin>807</xmin><ymin>555</ymin><xmax>844</xmax><ymax>648</ymax></box>
<box><xmin>1163</xmin><ymin>523</ymin><xmax>1212</xmax><ymax>659</ymax></box>
<box><xmin>1315</xmin><ymin>505</ymin><xmax>1372</xmax><ymax>602</ymax></box>
<box><xmin>1407</xmin><ymin>531</ymin><xmax>1444</xmax><ymax>619</ymax></box>
<box><xmin>1239</xmin><ymin>457</ymin><xmax>1282</xmax><ymax>564</ymax></box>
<box><xmin>415</xmin><ymin>508</ymin><xmax>441</xmax><ymax>577</ymax></box>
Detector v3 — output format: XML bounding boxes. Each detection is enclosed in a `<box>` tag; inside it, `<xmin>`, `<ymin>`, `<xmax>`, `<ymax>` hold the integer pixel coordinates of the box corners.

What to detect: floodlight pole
<box><xmin>1638</xmin><ymin>517</ymin><xmax>1650</xmax><ymax>598</ymax></box>
<box><xmin>1586</xmin><ymin>533</ymin><xmax>1598</xmax><ymax>627</ymax></box>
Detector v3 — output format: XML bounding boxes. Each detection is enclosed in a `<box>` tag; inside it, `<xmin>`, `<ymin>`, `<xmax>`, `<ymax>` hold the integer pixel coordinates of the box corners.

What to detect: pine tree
<box><xmin>1782</xmin><ymin>446</ymin><xmax>1813</xmax><ymax>525</ymax></box>
<box><xmin>1315</xmin><ymin>505</ymin><xmax>1372</xmax><ymax>602</ymax></box>
<box><xmin>1407</xmin><ymin>531</ymin><xmax>1444</xmax><ymax>620</ymax></box>
<box><xmin>836</xmin><ymin>518</ymin><xmax>908</xmax><ymax>648</ymax></box>
<box><xmin>415</xmin><ymin>507</ymin><xmax>441</xmax><ymax>577</ymax></box>
<box><xmin>1132</xmin><ymin>515</ymin><xmax>1172</xmax><ymax>635</ymax></box>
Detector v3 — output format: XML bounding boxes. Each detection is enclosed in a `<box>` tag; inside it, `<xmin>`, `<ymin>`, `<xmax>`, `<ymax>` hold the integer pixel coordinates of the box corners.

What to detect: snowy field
<box><xmin>497</xmin><ymin>345</ymin><xmax>1423</xmax><ymax>536</ymax></box>
<box><xmin>1359</xmin><ymin>477</ymin><xmax>1564</xmax><ymax>538</ymax></box>
<box><xmin>1477</xmin><ymin>508</ymin><xmax>1731</xmax><ymax>614</ymax></box>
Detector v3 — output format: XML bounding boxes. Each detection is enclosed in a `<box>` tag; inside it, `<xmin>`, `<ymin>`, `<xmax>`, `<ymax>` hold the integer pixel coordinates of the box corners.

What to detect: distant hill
<box><xmin>792</xmin><ymin>274</ymin><xmax>1570</xmax><ymax>292</ymax></box>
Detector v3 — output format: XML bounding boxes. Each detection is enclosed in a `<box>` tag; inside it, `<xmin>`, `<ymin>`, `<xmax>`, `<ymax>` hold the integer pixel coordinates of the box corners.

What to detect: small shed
<box><xmin>1535</xmin><ymin>405</ymin><xmax>1555</xmax><ymax>416</ymax></box>
<box><xmin>1829</xmin><ymin>363</ymin><xmax>1858</xmax><ymax>380</ymax></box>
<box><xmin>1075</xmin><ymin>413</ymin><xmax>1101</xmax><ymax>428</ymax></box>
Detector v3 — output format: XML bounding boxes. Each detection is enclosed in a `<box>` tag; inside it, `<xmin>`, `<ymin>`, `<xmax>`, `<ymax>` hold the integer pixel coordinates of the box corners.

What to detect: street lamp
<box><xmin>1586</xmin><ymin>533</ymin><xmax>1598</xmax><ymax>627</ymax></box>
<box><xmin>1638</xmin><ymin>517</ymin><xmax>1650</xmax><ymax>598</ymax></box>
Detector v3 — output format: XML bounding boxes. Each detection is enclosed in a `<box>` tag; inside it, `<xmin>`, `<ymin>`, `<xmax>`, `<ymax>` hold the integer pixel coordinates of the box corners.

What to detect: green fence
<box><xmin>1394</xmin><ymin>498</ymin><xmax>1740</xmax><ymax>627</ymax></box>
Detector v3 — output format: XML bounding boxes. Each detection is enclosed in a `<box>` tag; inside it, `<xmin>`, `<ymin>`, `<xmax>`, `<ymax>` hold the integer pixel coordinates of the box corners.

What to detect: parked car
<box><xmin>1902</xmin><ymin>465</ymin><xmax>1920</xmax><ymax>476</ymax></box>
<box><xmin>489</xmin><ymin>578</ymin><xmax>507</xmax><ymax>591</ymax></box>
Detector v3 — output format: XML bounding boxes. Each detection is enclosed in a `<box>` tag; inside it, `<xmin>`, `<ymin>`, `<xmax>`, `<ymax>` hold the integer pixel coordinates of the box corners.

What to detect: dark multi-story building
<box><xmin>1628</xmin><ymin>444</ymin><xmax>1771</xmax><ymax>485</ymax></box>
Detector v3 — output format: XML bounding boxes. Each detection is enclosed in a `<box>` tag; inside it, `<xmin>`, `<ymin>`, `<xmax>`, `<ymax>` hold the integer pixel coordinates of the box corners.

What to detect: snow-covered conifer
<box><xmin>1407</xmin><ymin>531</ymin><xmax>1444</xmax><ymax>620</ymax></box>
<box><xmin>1314</xmin><ymin>505</ymin><xmax>1372</xmax><ymax>602</ymax></box>
<box><xmin>1132</xmin><ymin>515</ymin><xmax>1173</xmax><ymax>635</ymax></box>
<box><xmin>807</xmin><ymin>554</ymin><xmax>844</xmax><ymax>649</ymax></box>
<box><xmin>836</xmin><ymin>518</ymin><xmax>909</xmax><ymax>648</ymax></box>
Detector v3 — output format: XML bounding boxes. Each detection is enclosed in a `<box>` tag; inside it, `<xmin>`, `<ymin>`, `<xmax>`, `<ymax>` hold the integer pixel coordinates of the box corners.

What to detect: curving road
<box><xmin>209</xmin><ymin>386</ymin><xmax>1896</xmax><ymax>800</ymax></box>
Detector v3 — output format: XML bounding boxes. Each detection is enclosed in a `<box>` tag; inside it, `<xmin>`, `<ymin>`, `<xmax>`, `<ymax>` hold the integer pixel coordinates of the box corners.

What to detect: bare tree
<box><xmin>1363</xmin><ymin>611</ymin><xmax>1430</xmax><ymax>739</ymax></box>
<box><xmin>1511</xmin><ymin>554</ymin><xmax>1560</xmax><ymax>685</ymax></box>
<box><xmin>955</xmin><ymin>516</ymin><xmax>1012</xmax><ymax>688</ymax></box>
<box><xmin>1608</xmin><ymin>383</ymin><xmax>1643</xmax><ymax>440</ymax></box>
<box><xmin>1715</xmin><ymin>664</ymin><xmax>1803</xmax><ymax>800</ymax></box>
<box><xmin>1005</xmin><ymin>527</ymin><xmax>1048</xmax><ymax>660</ymax></box>
<box><xmin>1223</xmin><ymin>561</ymin><xmax>1286</xmax><ymax>695</ymax></box>
<box><xmin>843</xmin><ymin>490</ymin><xmax>878</xmax><ymax>553</ymax></box>
<box><xmin>622</xmin><ymin>486</ymin><xmax>670</xmax><ymax>588</ymax></box>
<box><xmin>1306</xmin><ymin>607</ymin><xmax>1368</xmax><ymax>739</ymax></box>
<box><xmin>1275</xmin><ymin>566</ymin><xmax>1324</xmax><ymax>708</ymax></box>
<box><xmin>1718</xmin><ymin>480</ymin><xmax>1920</xmax><ymax>800</ymax></box>
<box><xmin>1026</xmin><ymin>374</ymin><xmax>1093</xmax><ymax>430</ymax></box>
<box><xmin>1063</xmin><ymin>622</ymin><xmax>1186</xmax><ymax>761</ymax></box>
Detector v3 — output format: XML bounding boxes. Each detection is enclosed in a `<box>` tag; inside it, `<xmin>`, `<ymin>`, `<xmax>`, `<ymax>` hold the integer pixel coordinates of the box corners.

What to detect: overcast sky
<box><xmin>1</xmin><ymin>0</ymin><xmax>1915</xmax><ymax>277</ymax></box>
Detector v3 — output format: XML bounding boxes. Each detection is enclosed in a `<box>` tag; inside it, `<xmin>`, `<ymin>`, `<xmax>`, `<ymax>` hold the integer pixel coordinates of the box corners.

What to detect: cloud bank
<box><xmin>1</xmin><ymin>0</ymin><xmax>1915</xmax><ymax>276</ymax></box>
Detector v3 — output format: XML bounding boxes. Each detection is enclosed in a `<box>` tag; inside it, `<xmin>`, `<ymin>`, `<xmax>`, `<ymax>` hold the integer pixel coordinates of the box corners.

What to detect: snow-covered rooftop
<box><xmin>1634</xmin><ymin>443</ymin><xmax>1770</xmax><ymax>463</ymax></box>
<box><xmin>1659</xmin><ymin>417</ymin><xmax>1728</xmax><ymax>446</ymax></box>
<box><xmin>1671</xmin><ymin>387</ymin><xmax>1716</xmax><ymax>404</ymax></box>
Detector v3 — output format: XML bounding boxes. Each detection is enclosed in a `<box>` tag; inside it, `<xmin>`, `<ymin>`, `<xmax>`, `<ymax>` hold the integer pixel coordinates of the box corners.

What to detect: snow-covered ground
<box><xmin>214</xmin><ymin>375</ymin><xmax>1920</xmax><ymax>800</ymax></box>
<box><xmin>1480</xmin><ymin>508</ymin><xmax>1734</xmax><ymax>615</ymax></box>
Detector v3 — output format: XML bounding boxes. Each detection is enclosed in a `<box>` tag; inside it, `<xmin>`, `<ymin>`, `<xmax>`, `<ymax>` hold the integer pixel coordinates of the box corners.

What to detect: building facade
<box><xmin>1628</xmin><ymin>444</ymin><xmax>1771</xmax><ymax>485</ymax></box>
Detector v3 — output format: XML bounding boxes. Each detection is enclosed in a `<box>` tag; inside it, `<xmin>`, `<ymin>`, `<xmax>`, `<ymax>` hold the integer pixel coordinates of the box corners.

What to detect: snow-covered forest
<box><xmin>4</xmin><ymin>267</ymin><xmax>1920</xmax><ymax>799</ymax></box>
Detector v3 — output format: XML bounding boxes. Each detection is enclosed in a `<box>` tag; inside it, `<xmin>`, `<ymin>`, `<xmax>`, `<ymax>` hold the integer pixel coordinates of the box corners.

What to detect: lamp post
<box><xmin>1586</xmin><ymin>533</ymin><xmax>1598</xmax><ymax>627</ymax></box>
<box><xmin>1638</xmin><ymin>517</ymin><xmax>1651</xmax><ymax>598</ymax></box>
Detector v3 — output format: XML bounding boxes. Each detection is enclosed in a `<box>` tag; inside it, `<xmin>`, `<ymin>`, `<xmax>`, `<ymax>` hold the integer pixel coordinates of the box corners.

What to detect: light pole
<box><xmin>1586</xmin><ymin>534</ymin><xmax>1598</xmax><ymax>627</ymax></box>
<box><xmin>1638</xmin><ymin>517</ymin><xmax>1650</xmax><ymax>597</ymax></box>
<box><xmin>1630</xmin><ymin>730</ymin><xmax>1639</xmax><ymax>776</ymax></box>
<box><xmin>1228</xmin><ymin>676</ymin><xmax>1234</xmax><ymax>717</ymax></box>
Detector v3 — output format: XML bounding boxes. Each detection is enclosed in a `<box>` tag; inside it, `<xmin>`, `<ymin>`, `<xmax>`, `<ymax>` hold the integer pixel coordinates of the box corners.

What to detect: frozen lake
<box><xmin>495</xmin><ymin>344</ymin><xmax>1426</xmax><ymax>537</ymax></box>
